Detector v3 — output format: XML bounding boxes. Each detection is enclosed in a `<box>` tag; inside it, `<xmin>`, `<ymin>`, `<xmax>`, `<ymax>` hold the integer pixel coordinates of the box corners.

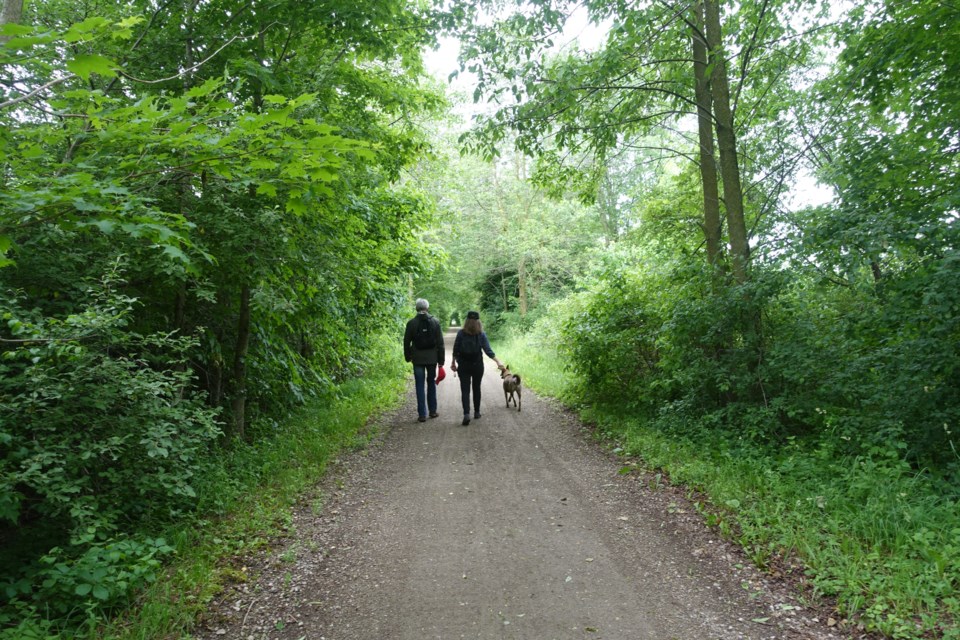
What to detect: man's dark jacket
<box><xmin>404</xmin><ymin>313</ymin><xmax>445</xmax><ymax>366</ymax></box>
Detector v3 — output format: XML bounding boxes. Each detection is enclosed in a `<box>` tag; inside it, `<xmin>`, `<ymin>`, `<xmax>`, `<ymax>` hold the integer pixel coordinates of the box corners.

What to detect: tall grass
<box><xmin>494</xmin><ymin>331</ymin><xmax>575</xmax><ymax>401</ymax></box>
<box><xmin>96</xmin><ymin>335</ymin><xmax>408</xmax><ymax>640</ymax></box>
<box><xmin>497</xmin><ymin>332</ymin><xmax>960</xmax><ymax>640</ymax></box>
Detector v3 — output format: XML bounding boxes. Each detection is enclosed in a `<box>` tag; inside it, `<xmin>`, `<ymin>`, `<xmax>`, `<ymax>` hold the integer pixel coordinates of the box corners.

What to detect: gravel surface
<box><xmin>195</xmin><ymin>332</ymin><xmax>863</xmax><ymax>640</ymax></box>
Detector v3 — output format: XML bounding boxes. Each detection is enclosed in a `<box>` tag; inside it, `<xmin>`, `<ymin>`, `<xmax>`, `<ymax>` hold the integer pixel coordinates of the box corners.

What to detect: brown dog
<box><xmin>500</xmin><ymin>365</ymin><xmax>521</xmax><ymax>412</ymax></box>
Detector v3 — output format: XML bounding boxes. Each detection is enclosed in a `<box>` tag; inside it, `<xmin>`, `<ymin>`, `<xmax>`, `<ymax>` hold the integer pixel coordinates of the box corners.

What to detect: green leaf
<box><xmin>257</xmin><ymin>182</ymin><xmax>278</xmax><ymax>197</ymax></box>
<box><xmin>92</xmin><ymin>585</ymin><xmax>110</xmax><ymax>601</ymax></box>
<box><xmin>66</xmin><ymin>54</ymin><xmax>117</xmax><ymax>80</ymax></box>
<box><xmin>185</xmin><ymin>79</ymin><xmax>222</xmax><ymax>99</ymax></box>
<box><xmin>19</xmin><ymin>144</ymin><xmax>45</xmax><ymax>159</ymax></box>
<box><xmin>116</xmin><ymin>16</ymin><xmax>146</xmax><ymax>29</ymax></box>
<box><xmin>73</xmin><ymin>198</ymin><xmax>104</xmax><ymax>212</ymax></box>
<box><xmin>289</xmin><ymin>92</ymin><xmax>317</xmax><ymax>108</ymax></box>
<box><xmin>0</xmin><ymin>24</ymin><xmax>33</xmax><ymax>37</ymax></box>
<box><xmin>63</xmin><ymin>17</ymin><xmax>110</xmax><ymax>41</ymax></box>
<box><xmin>74</xmin><ymin>583</ymin><xmax>92</xmax><ymax>596</ymax></box>
<box><xmin>4</xmin><ymin>32</ymin><xmax>57</xmax><ymax>48</ymax></box>
<box><xmin>161</xmin><ymin>245</ymin><xmax>189</xmax><ymax>263</ymax></box>
<box><xmin>309</xmin><ymin>167</ymin><xmax>337</xmax><ymax>182</ymax></box>
<box><xmin>88</xmin><ymin>220</ymin><xmax>116</xmax><ymax>234</ymax></box>
<box><xmin>286</xmin><ymin>197</ymin><xmax>308</xmax><ymax>216</ymax></box>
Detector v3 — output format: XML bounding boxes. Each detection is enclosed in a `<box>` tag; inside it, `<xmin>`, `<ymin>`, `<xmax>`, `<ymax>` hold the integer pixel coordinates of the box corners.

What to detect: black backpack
<box><xmin>413</xmin><ymin>315</ymin><xmax>436</xmax><ymax>350</ymax></box>
<box><xmin>459</xmin><ymin>332</ymin><xmax>481</xmax><ymax>362</ymax></box>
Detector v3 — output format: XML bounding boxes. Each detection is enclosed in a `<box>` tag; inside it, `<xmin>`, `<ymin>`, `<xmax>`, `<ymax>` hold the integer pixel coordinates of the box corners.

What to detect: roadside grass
<box><xmin>97</xmin><ymin>342</ymin><xmax>408</xmax><ymax>640</ymax></box>
<box><xmin>495</xmin><ymin>333</ymin><xmax>575</xmax><ymax>401</ymax></box>
<box><xmin>497</xmin><ymin>334</ymin><xmax>960</xmax><ymax>640</ymax></box>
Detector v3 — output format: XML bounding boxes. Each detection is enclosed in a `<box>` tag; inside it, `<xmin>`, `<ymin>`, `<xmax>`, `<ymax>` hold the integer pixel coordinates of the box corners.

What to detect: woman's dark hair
<box><xmin>462</xmin><ymin>317</ymin><xmax>482</xmax><ymax>336</ymax></box>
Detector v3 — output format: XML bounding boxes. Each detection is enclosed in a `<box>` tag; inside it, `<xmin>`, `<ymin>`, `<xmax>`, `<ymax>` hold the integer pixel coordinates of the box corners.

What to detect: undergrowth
<box><xmin>3</xmin><ymin>334</ymin><xmax>408</xmax><ymax>640</ymax></box>
<box><xmin>496</xmin><ymin>334</ymin><xmax>959</xmax><ymax>640</ymax></box>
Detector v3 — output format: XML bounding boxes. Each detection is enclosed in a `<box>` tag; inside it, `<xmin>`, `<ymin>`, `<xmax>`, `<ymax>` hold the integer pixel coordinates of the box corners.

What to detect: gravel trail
<box><xmin>197</xmin><ymin>331</ymin><xmax>849</xmax><ymax>640</ymax></box>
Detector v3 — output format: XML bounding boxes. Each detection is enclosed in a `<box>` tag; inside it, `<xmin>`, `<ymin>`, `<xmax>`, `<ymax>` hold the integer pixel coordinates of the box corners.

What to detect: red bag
<box><xmin>436</xmin><ymin>365</ymin><xmax>446</xmax><ymax>384</ymax></box>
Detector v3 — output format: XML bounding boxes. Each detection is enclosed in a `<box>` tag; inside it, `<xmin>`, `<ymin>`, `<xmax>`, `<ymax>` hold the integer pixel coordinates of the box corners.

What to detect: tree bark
<box><xmin>704</xmin><ymin>0</ymin><xmax>750</xmax><ymax>283</ymax></box>
<box><xmin>596</xmin><ymin>172</ymin><xmax>619</xmax><ymax>246</ymax></box>
<box><xmin>1</xmin><ymin>0</ymin><xmax>23</xmax><ymax>32</ymax></box>
<box><xmin>231</xmin><ymin>284</ymin><xmax>251</xmax><ymax>440</ymax></box>
<box><xmin>518</xmin><ymin>255</ymin><xmax>528</xmax><ymax>317</ymax></box>
<box><xmin>691</xmin><ymin>2</ymin><xmax>723</xmax><ymax>270</ymax></box>
<box><xmin>501</xmin><ymin>271</ymin><xmax>509</xmax><ymax>313</ymax></box>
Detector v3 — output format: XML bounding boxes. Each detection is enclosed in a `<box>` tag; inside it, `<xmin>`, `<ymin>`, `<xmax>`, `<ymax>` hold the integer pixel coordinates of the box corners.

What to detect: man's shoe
<box><xmin>418</xmin><ymin>416</ymin><xmax>427</xmax><ymax>423</ymax></box>
<box><xmin>473</xmin><ymin>412</ymin><xmax>482</xmax><ymax>419</ymax></box>
<box><xmin>461</xmin><ymin>416</ymin><xmax>470</xmax><ymax>426</ymax></box>
<box><xmin>429</xmin><ymin>412</ymin><xmax>439</xmax><ymax>418</ymax></box>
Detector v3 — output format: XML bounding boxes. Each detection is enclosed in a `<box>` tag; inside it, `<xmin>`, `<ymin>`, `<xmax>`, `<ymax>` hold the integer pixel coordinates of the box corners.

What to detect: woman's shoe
<box><xmin>461</xmin><ymin>416</ymin><xmax>470</xmax><ymax>426</ymax></box>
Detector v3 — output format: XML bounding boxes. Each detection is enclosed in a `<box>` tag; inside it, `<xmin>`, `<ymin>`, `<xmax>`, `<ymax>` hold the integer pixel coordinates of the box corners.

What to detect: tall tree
<box><xmin>691</xmin><ymin>1</ymin><xmax>723</xmax><ymax>268</ymax></box>
<box><xmin>456</xmin><ymin>0</ymin><xmax>828</xmax><ymax>283</ymax></box>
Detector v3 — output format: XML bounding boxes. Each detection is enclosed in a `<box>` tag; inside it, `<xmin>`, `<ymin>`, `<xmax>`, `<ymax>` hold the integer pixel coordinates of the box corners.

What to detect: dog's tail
<box><xmin>514</xmin><ymin>374</ymin><xmax>521</xmax><ymax>385</ymax></box>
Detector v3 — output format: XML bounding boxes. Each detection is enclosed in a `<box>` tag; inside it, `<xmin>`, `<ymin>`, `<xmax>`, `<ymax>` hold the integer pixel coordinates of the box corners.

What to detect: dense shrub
<box><xmin>553</xmin><ymin>245</ymin><xmax>960</xmax><ymax>473</ymax></box>
<box><xmin>0</xmin><ymin>278</ymin><xmax>219</xmax><ymax>624</ymax></box>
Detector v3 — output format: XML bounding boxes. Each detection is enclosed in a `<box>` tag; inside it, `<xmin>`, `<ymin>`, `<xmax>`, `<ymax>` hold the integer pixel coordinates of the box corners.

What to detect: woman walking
<box><xmin>451</xmin><ymin>310</ymin><xmax>504</xmax><ymax>426</ymax></box>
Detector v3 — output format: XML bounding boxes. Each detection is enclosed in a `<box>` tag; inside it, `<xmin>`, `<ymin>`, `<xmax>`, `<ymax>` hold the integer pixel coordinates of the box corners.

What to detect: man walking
<box><xmin>403</xmin><ymin>298</ymin><xmax>445</xmax><ymax>422</ymax></box>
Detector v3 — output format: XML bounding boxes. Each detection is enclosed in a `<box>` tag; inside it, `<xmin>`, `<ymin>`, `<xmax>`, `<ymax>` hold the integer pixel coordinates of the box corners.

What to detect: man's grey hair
<box><xmin>415</xmin><ymin>298</ymin><xmax>429</xmax><ymax>312</ymax></box>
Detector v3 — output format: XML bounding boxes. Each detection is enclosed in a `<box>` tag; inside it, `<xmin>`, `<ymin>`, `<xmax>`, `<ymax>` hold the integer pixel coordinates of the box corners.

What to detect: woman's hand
<box><xmin>451</xmin><ymin>361</ymin><xmax>458</xmax><ymax>372</ymax></box>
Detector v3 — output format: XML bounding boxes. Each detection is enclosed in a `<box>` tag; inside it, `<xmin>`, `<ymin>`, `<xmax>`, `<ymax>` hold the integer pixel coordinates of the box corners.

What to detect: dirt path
<box><xmin>197</xmin><ymin>331</ymin><xmax>847</xmax><ymax>640</ymax></box>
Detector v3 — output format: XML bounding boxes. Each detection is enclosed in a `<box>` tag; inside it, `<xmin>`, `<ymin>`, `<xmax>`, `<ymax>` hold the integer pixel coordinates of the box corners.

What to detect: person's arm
<box><xmin>450</xmin><ymin>331</ymin><xmax>461</xmax><ymax>371</ymax></box>
<box><xmin>480</xmin><ymin>333</ymin><xmax>504</xmax><ymax>369</ymax></box>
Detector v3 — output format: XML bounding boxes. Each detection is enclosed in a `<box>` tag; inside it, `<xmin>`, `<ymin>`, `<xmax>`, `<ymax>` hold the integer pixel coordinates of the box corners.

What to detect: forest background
<box><xmin>0</xmin><ymin>0</ymin><xmax>957</xmax><ymax>639</ymax></box>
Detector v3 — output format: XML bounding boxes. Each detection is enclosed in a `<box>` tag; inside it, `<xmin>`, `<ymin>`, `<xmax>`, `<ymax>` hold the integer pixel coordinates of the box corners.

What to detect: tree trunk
<box><xmin>226</xmin><ymin>15</ymin><xmax>265</xmax><ymax>440</ymax></box>
<box><xmin>173</xmin><ymin>283</ymin><xmax>188</xmax><ymax>399</ymax></box>
<box><xmin>501</xmin><ymin>271</ymin><xmax>509</xmax><ymax>313</ymax></box>
<box><xmin>231</xmin><ymin>285</ymin><xmax>251</xmax><ymax>440</ymax></box>
<box><xmin>597</xmin><ymin>172</ymin><xmax>619</xmax><ymax>246</ymax></box>
<box><xmin>691</xmin><ymin>2</ymin><xmax>723</xmax><ymax>270</ymax></box>
<box><xmin>208</xmin><ymin>354</ymin><xmax>223</xmax><ymax>407</ymax></box>
<box><xmin>704</xmin><ymin>0</ymin><xmax>750</xmax><ymax>284</ymax></box>
<box><xmin>518</xmin><ymin>256</ymin><xmax>528</xmax><ymax>317</ymax></box>
<box><xmin>1</xmin><ymin>0</ymin><xmax>23</xmax><ymax>32</ymax></box>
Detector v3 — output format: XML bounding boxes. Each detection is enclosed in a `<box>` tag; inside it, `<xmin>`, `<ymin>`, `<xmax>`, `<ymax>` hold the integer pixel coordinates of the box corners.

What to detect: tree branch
<box><xmin>0</xmin><ymin>74</ymin><xmax>73</xmax><ymax>110</ymax></box>
<box><xmin>118</xmin><ymin>33</ymin><xmax>248</xmax><ymax>85</ymax></box>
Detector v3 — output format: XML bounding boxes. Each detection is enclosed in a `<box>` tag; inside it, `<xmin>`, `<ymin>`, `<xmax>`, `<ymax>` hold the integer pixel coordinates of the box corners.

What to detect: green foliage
<box><xmin>0</xmin><ymin>272</ymin><xmax>219</xmax><ymax>624</ymax></box>
<box><xmin>1</xmin><ymin>0</ymin><xmax>443</xmax><ymax>635</ymax></box>
<box><xmin>30</xmin><ymin>537</ymin><xmax>173</xmax><ymax>614</ymax></box>
<box><xmin>0</xmin><ymin>274</ymin><xmax>220</xmax><ymax>530</ymax></box>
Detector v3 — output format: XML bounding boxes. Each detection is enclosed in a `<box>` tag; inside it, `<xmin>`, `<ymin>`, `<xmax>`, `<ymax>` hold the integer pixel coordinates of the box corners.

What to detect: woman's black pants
<box><xmin>458</xmin><ymin>361</ymin><xmax>483</xmax><ymax>416</ymax></box>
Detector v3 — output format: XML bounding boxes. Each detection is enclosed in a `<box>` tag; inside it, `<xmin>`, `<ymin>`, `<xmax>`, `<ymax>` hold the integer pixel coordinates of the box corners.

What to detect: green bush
<box><xmin>0</xmin><ymin>279</ymin><xmax>220</xmax><ymax>625</ymax></box>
